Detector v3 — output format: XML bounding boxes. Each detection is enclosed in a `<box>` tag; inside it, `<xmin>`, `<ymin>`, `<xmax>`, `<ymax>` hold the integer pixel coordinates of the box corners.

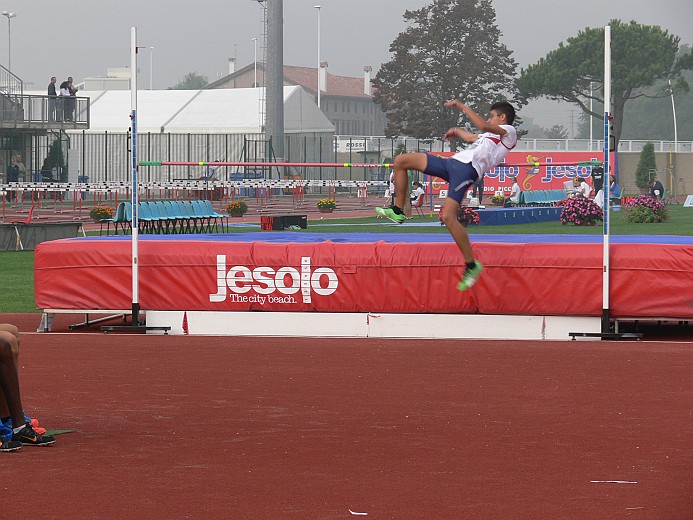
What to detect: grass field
<box><xmin>1</xmin><ymin>205</ymin><xmax>690</xmax><ymax>313</ymax></box>
<box><xmin>0</xmin><ymin>251</ymin><xmax>35</xmax><ymax>313</ymax></box>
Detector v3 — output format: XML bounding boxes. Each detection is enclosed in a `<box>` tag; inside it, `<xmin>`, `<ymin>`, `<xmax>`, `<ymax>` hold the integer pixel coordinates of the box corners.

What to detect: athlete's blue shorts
<box><xmin>424</xmin><ymin>153</ymin><xmax>479</xmax><ymax>203</ymax></box>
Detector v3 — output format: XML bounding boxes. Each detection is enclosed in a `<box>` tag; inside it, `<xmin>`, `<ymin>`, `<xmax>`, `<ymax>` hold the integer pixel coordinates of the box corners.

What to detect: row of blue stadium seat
<box><xmin>100</xmin><ymin>200</ymin><xmax>228</xmax><ymax>235</ymax></box>
<box><xmin>516</xmin><ymin>189</ymin><xmax>568</xmax><ymax>206</ymax></box>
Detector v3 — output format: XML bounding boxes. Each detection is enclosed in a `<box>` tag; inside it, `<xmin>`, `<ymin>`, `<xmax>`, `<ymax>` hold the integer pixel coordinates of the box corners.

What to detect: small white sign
<box><xmin>683</xmin><ymin>195</ymin><xmax>693</xmax><ymax>207</ymax></box>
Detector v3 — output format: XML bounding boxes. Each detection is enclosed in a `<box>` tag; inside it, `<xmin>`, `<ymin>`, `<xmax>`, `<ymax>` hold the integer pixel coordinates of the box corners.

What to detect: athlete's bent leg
<box><xmin>392</xmin><ymin>153</ymin><xmax>428</xmax><ymax>209</ymax></box>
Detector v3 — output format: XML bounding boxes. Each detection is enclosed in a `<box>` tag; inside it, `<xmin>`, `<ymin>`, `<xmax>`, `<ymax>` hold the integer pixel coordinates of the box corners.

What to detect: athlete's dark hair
<box><xmin>490</xmin><ymin>101</ymin><xmax>515</xmax><ymax>125</ymax></box>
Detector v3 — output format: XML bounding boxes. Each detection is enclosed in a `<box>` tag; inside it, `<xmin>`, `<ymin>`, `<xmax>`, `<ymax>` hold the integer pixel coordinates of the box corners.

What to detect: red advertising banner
<box><xmin>427</xmin><ymin>151</ymin><xmax>613</xmax><ymax>197</ymax></box>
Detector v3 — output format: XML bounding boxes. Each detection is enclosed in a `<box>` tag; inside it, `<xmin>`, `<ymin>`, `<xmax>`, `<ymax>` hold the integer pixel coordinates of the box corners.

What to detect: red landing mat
<box><xmin>35</xmin><ymin>235</ymin><xmax>693</xmax><ymax>318</ymax></box>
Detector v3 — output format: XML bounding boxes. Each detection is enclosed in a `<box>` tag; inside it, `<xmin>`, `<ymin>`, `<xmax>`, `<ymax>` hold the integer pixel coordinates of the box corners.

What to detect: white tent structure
<box><xmin>76</xmin><ymin>86</ymin><xmax>333</xmax><ymax>134</ymax></box>
<box><xmin>30</xmin><ymin>86</ymin><xmax>334</xmax><ymax>182</ymax></box>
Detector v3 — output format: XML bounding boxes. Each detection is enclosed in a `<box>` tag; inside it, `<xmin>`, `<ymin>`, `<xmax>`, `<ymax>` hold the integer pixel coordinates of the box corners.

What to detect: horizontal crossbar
<box><xmin>140</xmin><ymin>160</ymin><xmax>603</xmax><ymax>168</ymax></box>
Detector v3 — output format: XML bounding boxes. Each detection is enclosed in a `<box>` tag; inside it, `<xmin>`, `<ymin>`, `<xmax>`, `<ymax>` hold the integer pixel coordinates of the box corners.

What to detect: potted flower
<box><xmin>226</xmin><ymin>199</ymin><xmax>248</xmax><ymax>217</ymax></box>
<box><xmin>89</xmin><ymin>205</ymin><xmax>115</xmax><ymax>223</ymax></box>
<box><xmin>438</xmin><ymin>206</ymin><xmax>480</xmax><ymax>227</ymax></box>
<box><xmin>559</xmin><ymin>197</ymin><xmax>603</xmax><ymax>226</ymax></box>
<box><xmin>623</xmin><ymin>195</ymin><xmax>669</xmax><ymax>223</ymax></box>
<box><xmin>317</xmin><ymin>198</ymin><xmax>337</xmax><ymax>213</ymax></box>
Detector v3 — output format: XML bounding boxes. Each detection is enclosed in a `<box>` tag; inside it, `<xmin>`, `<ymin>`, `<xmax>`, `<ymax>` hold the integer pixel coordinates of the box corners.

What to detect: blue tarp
<box><xmin>74</xmin><ymin>232</ymin><xmax>693</xmax><ymax>246</ymax></box>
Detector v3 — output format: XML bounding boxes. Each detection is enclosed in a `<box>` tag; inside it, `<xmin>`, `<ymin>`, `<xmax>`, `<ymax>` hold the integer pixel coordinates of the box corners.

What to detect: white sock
<box><xmin>12</xmin><ymin>423</ymin><xmax>27</xmax><ymax>434</ymax></box>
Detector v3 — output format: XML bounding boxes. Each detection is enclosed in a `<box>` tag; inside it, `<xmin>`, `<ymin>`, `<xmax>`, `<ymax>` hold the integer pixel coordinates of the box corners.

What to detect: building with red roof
<box><xmin>207</xmin><ymin>61</ymin><xmax>387</xmax><ymax>136</ymax></box>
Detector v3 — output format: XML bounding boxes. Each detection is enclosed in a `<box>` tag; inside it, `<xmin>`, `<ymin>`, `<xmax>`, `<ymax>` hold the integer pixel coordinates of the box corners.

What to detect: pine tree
<box><xmin>519</xmin><ymin>21</ymin><xmax>693</xmax><ymax>148</ymax></box>
<box><xmin>373</xmin><ymin>0</ymin><xmax>520</xmax><ymax>139</ymax></box>
<box><xmin>634</xmin><ymin>142</ymin><xmax>657</xmax><ymax>190</ymax></box>
<box><xmin>46</xmin><ymin>134</ymin><xmax>67</xmax><ymax>182</ymax></box>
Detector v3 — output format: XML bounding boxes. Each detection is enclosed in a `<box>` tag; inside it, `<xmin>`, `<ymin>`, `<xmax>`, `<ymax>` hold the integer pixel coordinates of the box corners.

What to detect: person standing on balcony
<box><xmin>59</xmin><ymin>77</ymin><xmax>77</xmax><ymax>121</ymax></box>
<box><xmin>47</xmin><ymin>76</ymin><xmax>57</xmax><ymax>121</ymax></box>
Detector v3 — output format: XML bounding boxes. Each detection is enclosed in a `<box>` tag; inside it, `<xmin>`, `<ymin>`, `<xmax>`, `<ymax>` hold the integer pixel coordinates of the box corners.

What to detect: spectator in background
<box><xmin>591</xmin><ymin>165</ymin><xmax>605</xmax><ymax>206</ymax></box>
<box><xmin>6</xmin><ymin>156</ymin><xmax>19</xmax><ymax>201</ymax></box>
<box><xmin>47</xmin><ymin>76</ymin><xmax>58</xmax><ymax>121</ymax></box>
<box><xmin>572</xmin><ymin>177</ymin><xmax>591</xmax><ymax>198</ymax></box>
<box><xmin>60</xmin><ymin>77</ymin><xmax>77</xmax><ymax>121</ymax></box>
<box><xmin>40</xmin><ymin>158</ymin><xmax>53</xmax><ymax>183</ymax></box>
<box><xmin>410</xmin><ymin>181</ymin><xmax>425</xmax><ymax>205</ymax></box>
<box><xmin>648</xmin><ymin>179</ymin><xmax>664</xmax><ymax>200</ymax></box>
<box><xmin>610</xmin><ymin>175</ymin><xmax>621</xmax><ymax>204</ymax></box>
<box><xmin>6</xmin><ymin>156</ymin><xmax>19</xmax><ymax>182</ymax></box>
<box><xmin>385</xmin><ymin>171</ymin><xmax>396</xmax><ymax>206</ymax></box>
<box><xmin>14</xmin><ymin>154</ymin><xmax>26</xmax><ymax>182</ymax></box>
<box><xmin>590</xmin><ymin>165</ymin><xmax>604</xmax><ymax>193</ymax></box>
<box><xmin>471</xmin><ymin>172</ymin><xmax>485</xmax><ymax>204</ymax></box>
<box><xmin>503</xmin><ymin>177</ymin><xmax>521</xmax><ymax>207</ymax></box>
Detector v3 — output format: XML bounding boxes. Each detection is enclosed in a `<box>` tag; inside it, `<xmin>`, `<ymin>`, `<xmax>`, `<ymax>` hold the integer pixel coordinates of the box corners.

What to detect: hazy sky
<box><xmin>4</xmin><ymin>0</ymin><xmax>691</xmax><ymax>129</ymax></box>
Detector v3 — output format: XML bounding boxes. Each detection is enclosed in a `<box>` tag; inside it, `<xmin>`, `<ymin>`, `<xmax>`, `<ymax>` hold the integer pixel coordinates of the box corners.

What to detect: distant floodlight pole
<box><xmin>2</xmin><ymin>11</ymin><xmax>16</xmax><ymax>73</ymax></box>
<box><xmin>589</xmin><ymin>82</ymin><xmax>593</xmax><ymax>151</ymax></box>
<box><xmin>314</xmin><ymin>5</ymin><xmax>321</xmax><ymax>109</ymax></box>
<box><xmin>668</xmin><ymin>79</ymin><xmax>678</xmax><ymax>153</ymax></box>
<box><xmin>668</xmin><ymin>79</ymin><xmax>678</xmax><ymax>198</ymax></box>
<box><xmin>149</xmin><ymin>47</ymin><xmax>154</xmax><ymax>90</ymax></box>
<box><xmin>252</xmin><ymin>37</ymin><xmax>258</xmax><ymax>86</ymax></box>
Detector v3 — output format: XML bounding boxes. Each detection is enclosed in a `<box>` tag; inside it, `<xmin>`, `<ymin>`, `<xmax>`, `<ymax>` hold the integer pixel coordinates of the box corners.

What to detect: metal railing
<box><xmin>0</xmin><ymin>93</ymin><xmax>89</xmax><ymax>127</ymax></box>
<box><xmin>334</xmin><ymin>135</ymin><xmax>693</xmax><ymax>154</ymax></box>
<box><xmin>0</xmin><ymin>64</ymin><xmax>22</xmax><ymax>99</ymax></box>
<box><xmin>24</xmin><ymin>131</ymin><xmax>691</xmax><ymax>186</ymax></box>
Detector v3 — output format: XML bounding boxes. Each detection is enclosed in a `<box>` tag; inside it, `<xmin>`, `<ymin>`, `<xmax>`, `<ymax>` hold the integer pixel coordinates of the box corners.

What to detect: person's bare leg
<box><xmin>392</xmin><ymin>153</ymin><xmax>428</xmax><ymax>209</ymax></box>
<box><xmin>0</xmin><ymin>324</ymin><xmax>19</xmax><ymax>364</ymax></box>
<box><xmin>0</xmin><ymin>334</ymin><xmax>25</xmax><ymax>428</ymax></box>
<box><xmin>438</xmin><ymin>197</ymin><xmax>475</xmax><ymax>263</ymax></box>
<box><xmin>0</xmin><ymin>325</ymin><xmax>20</xmax><ymax>418</ymax></box>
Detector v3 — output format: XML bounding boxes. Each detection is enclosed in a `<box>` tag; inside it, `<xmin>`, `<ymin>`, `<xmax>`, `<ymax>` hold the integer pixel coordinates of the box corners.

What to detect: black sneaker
<box><xmin>13</xmin><ymin>423</ymin><xmax>56</xmax><ymax>447</ymax></box>
<box><xmin>1</xmin><ymin>438</ymin><xmax>22</xmax><ymax>452</ymax></box>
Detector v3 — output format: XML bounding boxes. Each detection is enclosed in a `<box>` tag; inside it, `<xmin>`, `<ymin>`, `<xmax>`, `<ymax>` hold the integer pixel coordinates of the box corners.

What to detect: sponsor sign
<box><xmin>425</xmin><ymin>151</ymin><xmax>613</xmax><ymax>195</ymax></box>
<box><xmin>210</xmin><ymin>255</ymin><xmax>338</xmax><ymax>306</ymax></box>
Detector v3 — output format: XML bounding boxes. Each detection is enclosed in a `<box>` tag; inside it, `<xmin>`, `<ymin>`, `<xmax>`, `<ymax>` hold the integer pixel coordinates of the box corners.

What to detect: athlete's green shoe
<box><xmin>457</xmin><ymin>261</ymin><xmax>484</xmax><ymax>291</ymax></box>
<box><xmin>375</xmin><ymin>206</ymin><xmax>405</xmax><ymax>224</ymax></box>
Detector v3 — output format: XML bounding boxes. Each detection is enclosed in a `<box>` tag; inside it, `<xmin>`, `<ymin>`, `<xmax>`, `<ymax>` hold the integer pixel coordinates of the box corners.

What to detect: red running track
<box><xmin>5</xmin><ymin>314</ymin><xmax>693</xmax><ymax>519</ymax></box>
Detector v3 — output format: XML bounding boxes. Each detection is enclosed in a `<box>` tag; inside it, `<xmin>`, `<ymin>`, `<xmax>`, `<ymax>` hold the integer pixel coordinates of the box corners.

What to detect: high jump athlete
<box><xmin>375</xmin><ymin>99</ymin><xmax>517</xmax><ymax>291</ymax></box>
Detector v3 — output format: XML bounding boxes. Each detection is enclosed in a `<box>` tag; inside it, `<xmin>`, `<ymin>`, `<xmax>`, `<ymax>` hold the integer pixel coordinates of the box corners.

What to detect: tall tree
<box><xmin>518</xmin><ymin>20</ymin><xmax>693</xmax><ymax>147</ymax></box>
<box><xmin>634</xmin><ymin>142</ymin><xmax>657</xmax><ymax>190</ymax></box>
<box><xmin>545</xmin><ymin>125</ymin><xmax>569</xmax><ymax>139</ymax></box>
<box><xmin>169</xmin><ymin>72</ymin><xmax>209</xmax><ymax>90</ymax></box>
<box><xmin>373</xmin><ymin>0</ymin><xmax>520</xmax><ymax>140</ymax></box>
